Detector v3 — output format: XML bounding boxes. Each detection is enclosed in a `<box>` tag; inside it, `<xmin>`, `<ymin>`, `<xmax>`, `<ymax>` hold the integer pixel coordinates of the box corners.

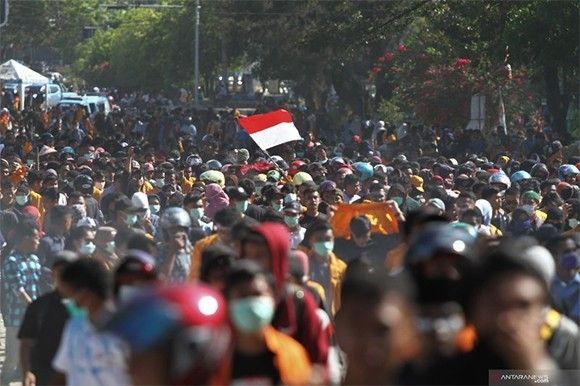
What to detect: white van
<box><xmin>57</xmin><ymin>95</ymin><xmax>111</xmax><ymax>116</ymax></box>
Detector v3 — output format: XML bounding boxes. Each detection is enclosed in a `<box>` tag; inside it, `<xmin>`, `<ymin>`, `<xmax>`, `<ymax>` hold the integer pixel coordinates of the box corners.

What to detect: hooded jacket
<box><xmin>253</xmin><ymin>223</ymin><xmax>330</xmax><ymax>365</ymax></box>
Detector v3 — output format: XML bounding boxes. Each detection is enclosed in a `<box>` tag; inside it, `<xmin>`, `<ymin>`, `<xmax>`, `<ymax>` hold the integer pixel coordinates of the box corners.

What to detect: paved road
<box><xmin>0</xmin><ymin>317</ymin><xmax>22</xmax><ymax>386</ymax></box>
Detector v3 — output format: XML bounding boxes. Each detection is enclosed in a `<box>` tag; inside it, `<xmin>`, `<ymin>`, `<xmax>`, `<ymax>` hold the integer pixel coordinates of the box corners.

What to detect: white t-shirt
<box><xmin>53</xmin><ymin>315</ymin><xmax>131</xmax><ymax>386</ymax></box>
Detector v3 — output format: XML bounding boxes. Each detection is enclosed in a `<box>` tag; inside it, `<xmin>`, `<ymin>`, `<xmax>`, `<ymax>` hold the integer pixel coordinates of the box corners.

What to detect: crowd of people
<box><xmin>0</xmin><ymin>92</ymin><xmax>579</xmax><ymax>386</ymax></box>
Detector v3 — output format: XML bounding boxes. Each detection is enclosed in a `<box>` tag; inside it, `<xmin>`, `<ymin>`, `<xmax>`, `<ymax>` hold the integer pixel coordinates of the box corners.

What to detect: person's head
<box><xmin>303</xmin><ymin>187</ymin><xmax>321</xmax><ymax>212</ymax></box>
<box><xmin>521</xmin><ymin>190</ymin><xmax>541</xmax><ymax>212</ymax></box>
<box><xmin>227</xmin><ymin>186</ymin><xmax>250</xmax><ymax>214</ymax></box>
<box><xmin>183</xmin><ymin>193</ymin><xmax>205</xmax><ymax>221</ymax></box>
<box><xmin>343</xmin><ymin>174</ymin><xmax>361</xmax><ymax>197</ymax></box>
<box><xmin>304</xmin><ymin>219</ymin><xmax>334</xmax><ymax>259</ymax></box>
<box><xmin>546</xmin><ymin>235</ymin><xmax>579</xmax><ymax>281</ymax></box>
<box><xmin>454</xmin><ymin>192</ymin><xmax>476</xmax><ymax>218</ymax></box>
<box><xmin>15</xmin><ymin>183</ymin><xmax>31</xmax><ymax>206</ymax></box>
<box><xmin>213</xmin><ymin>207</ymin><xmax>242</xmax><ymax>244</ymax></box>
<box><xmin>224</xmin><ymin>260</ymin><xmax>276</xmax><ymax>335</ymax></box>
<box><xmin>95</xmin><ymin>226</ymin><xmax>117</xmax><ymax>255</ymax></box>
<box><xmin>113</xmin><ymin>250</ymin><xmax>158</xmax><ymax>302</ymax></box>
<box><xmin>282</xmin><ymin>201</ymin><xmax>302</xmax><ymax>230</ymax></box>
<box><xmin>105</xmin><ymin>284</ymin><xmax>230</xmax><ymax>386</ymax></box>
<box><xmin>65</xmin><ymin>226</ymin><xmax>96</xmax><ymax>255</ymax></box>
<box><xmin>503</xmin><ymin>186</ymin><xmax>521</xmax><ymax>213</ymax></box>
<box><xmin>239</xmin><ymin>222</ymin><xmax>289</xmax><ymax>291</ymax></box>
<box><xmin>60</xmin><ymin>258</ymin><xmax>110</xmax><ymax>316</ymax></box>
<box><xmin>46</xmin><ymin>205</ymin><xmax>74</xmax><ymax>235</ymax></box>
<box><xmin>481</xmin><ymin>186</ymin><xmax>502</xmax><ymax>210</ymax></box>
<box><xmin>13</xmin><ymin>220</ymin><xmax>41</xmax><ymax>253</ymax></box>
<box><xmin>465</xmin><ymin>248</ymin><xmax>550</xmax><ymax>352</ymax></box>
<box><xmin>335</xmin><ymin>264</ymin><xmax>419</xmax><ymax>384</ymax></box>
<box><xmin>51</xmin><ymin>252</ymin><xmax>79</xmax><ymax>295</ymax></box>
<box><xmin>459</xmin><ymin>208</ymin><xmax>483</xmax><ymax>228</ymax></box>
<box><xmin>113</xmin><ymin>196</ymin><xmax>141</xmax><ymax>228</ymax></box>
<box><xmin>41</xmin><ymin>187</ymin><xmax>60</xmax><ymax>211</ymax></box>
<box><xmin>368</xmin><ymin>182</ymin><xmax>387</xmax><ymax>203</ymax></box>
<box><xmin>159</xmin><ymin>207</ymin><xmax>191</xmax><ymax>243</ymax></box>
<box><xmin>350</xmin><ymin>216</ymin><xmax>372</xmax><ymax>247</ymax></box>
<box><xmin>200</xmin><ymin>245</ymin><xmax>236</xmax><ymax>291</ymax></box>
<box><xmin>148</xmin><ymin>194</ymin><xmax>161</xmax><ymax>215</ymax></box>
<box><xmin>1</xmin><ymin>180</ymin><xmax>15</xmax><ymax>206</ymax></box>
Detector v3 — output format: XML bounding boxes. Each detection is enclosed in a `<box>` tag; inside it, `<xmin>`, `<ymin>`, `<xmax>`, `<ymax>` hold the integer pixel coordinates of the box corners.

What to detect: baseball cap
<box><xmin>283</xmin><ymin>201</ymin><xmax>302</xmax><ymax>215</ymax></box>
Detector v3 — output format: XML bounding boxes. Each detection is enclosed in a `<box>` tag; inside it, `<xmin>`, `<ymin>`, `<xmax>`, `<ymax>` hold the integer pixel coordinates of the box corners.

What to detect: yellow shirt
<box><xmin>189</xmin><ymin>233</ymin><xmax>220</xmax><ymax>281</ymax></box>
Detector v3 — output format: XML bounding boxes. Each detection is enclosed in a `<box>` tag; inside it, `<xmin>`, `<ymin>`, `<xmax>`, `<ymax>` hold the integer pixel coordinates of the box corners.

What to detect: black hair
<box><xmin>213</xmin><ymin>207</ymin><xmax>242</xmax><ymax>227</ymax></box>
<box><xmin>49</xmin><ymin>205</ymin><xmax>73</xmax><ymax>224</ymax></box>
<box><xmin>65</xmin><ymin>226</ymin><xmax>89</xmax><ymax>251</ymax></box>
<box><xmin>481</xmin><ymin>186</ymin><xmax>500</xmax><ymax>201</ymax></box>
<box><xmin>401</xmin><ymin>209</ymin><xmax>448</xmax><ymax>238</ymax></box>
<box><xmin>303</xmin><ymin>219</ymin><xmax>332</xmax><ymax>245</ymax></box>
<box><xmin>60</xmin><ymin>258</ymin><xmax>110</xmax><ymax>300</ymax></box>
<box><xmin>230</xmin><ymin>216</ymin><xmax>260</xmax><ymax>242</ymax></box>
<box><xmin>224</xmin><ymin>259</ymin><xmax>275</xmax><ymax>297</ymax></box>
<box><xmin>350</xmin><ymin>216</ymin><xmax>371</xmax><ymax>236</ymax></box>
<box><xmin>340</xmin><ymin>261</ymin><xmax>415</xmax><ymax>305</ymax></box>
<box><xmin>463</xmin><ymin>245</ymin><xmax>549</xmax><ymax>318</ymax></box>
<box><xmin>183</xmin><ymin>192</ymin><xmax>203</xmax><ymax>206</ymax></box>
<box><xmin>200</xmin><ymin>245</ymin><xmax>237</xmax><ymax>283</ymax></box>
<box><xmin>343</xmin><ymin>174</ymin><xmax>360</xmax><ymax>187</ymax></box>
<box><xmin>457</xmin><ymin>191</ymin><xmax>477</xmax><ymax>201</ymax></box>
<box><xmin>41</xmin><ymin>187</ymin><xmax>60</xmax><ymax>201</ymax></box>
<box><xmin>127</xmin><ymin>232</ymin><xmax>157</xmax><ymax>255</ymax></box>
<box><xmin>239</xmin><ymin>179</ymin><xmax>256</xmax><ymax>196</ymax></box>
<box><xmin>261</xmin><ymin>209</ymin><xmax>284</xmax><ymax>224</ymax></box>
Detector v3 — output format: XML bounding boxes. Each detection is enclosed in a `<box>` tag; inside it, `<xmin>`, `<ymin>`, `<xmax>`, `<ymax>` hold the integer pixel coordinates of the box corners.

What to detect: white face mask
<box><xmin>80</xmin><ymin>241</ymin><xmax>96</xmax><ymax>256</ymax></box>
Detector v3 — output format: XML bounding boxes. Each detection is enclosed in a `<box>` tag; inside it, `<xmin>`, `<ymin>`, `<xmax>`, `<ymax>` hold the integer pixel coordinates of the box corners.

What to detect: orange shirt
<box><xmin>189</xmin><ymin>233</ymin><xmax>219</xmax><ymax>281</ymax></box>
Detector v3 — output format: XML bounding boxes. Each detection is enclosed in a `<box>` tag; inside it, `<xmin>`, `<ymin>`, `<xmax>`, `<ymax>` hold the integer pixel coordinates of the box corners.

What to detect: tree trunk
<box><xmin>544</xmin><ymin>63</ymin><xmax>568</xmax><ymax>137</ymax></box>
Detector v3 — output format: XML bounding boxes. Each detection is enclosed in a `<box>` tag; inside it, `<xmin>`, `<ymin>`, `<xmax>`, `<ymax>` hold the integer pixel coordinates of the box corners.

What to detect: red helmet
<box><xmin>289</xmin><ymin>160</ymin><xmax>306</xmax><ymax>176</ymax></box>
<box><xmin>104</xmin><ymin>284</ymin><xmax>230</xmax><ymax>385</ymax></box>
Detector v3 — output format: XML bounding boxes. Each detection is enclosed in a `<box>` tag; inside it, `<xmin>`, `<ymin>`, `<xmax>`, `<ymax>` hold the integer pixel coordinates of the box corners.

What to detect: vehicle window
<box><xmin>89</xmin><ymin>103</ymin><xmax>96</xmax><ymax>113</ymax></box>
<box><xmin>50</xmin><ymin>86</ymin><xmax>59</xmax><ymax>93</ymax></box>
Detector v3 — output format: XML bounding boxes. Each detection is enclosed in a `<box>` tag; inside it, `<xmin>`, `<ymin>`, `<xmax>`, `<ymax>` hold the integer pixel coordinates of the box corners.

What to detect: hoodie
<box><xmin>253</xmin><ymin>222</ymin><xmax>330</xmax><ymax>365</ymax></box>
<box><xmin>204</xmin><ymin>183</ymin><xmax>230</xmax><ymax>219</ymax></box>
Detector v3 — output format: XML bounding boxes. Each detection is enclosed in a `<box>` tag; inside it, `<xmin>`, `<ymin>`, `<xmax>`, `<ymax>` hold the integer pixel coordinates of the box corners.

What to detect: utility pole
<box><xmin>194</xmin><ymin>0</ymin><xmax>200</xmax><ymax>106</ymax></box>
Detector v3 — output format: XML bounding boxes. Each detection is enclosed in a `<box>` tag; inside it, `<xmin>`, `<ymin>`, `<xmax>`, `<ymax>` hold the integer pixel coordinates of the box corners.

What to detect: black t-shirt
<box><xmin>300</xmin><ymin>212</ymin><xmax>328</xmax><ymax>229</ymax></box>
<box><xmin>231</xmin><ymin>349</ymin><xmax>280</xmax><ymax>386</ymax></box>
<box><xmin>18</xmin><ymin>291</ymin><xmax>69</xmax><ymax>386</ymax></box>
<box><xmin>334</xmin><ymin>233</ymin><xmax>402</xmax><ymax>264</ymax></box>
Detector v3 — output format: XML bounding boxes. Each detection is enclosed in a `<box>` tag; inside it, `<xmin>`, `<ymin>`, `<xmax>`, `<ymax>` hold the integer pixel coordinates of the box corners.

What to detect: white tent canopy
<box><xmin>0</xmin><ymin>60</ymin><xmax>50</xmax><ymax>111</ymax></box>
<box><xmin>0</xmin><ymin>59</ymin><xmax>49</xmax><ymax>84</ymax></box>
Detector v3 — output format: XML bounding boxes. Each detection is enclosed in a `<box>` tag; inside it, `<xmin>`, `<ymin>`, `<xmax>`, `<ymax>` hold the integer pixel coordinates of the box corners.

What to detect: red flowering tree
<box><xmin>369</xmin><ymin>42</ymin><xmax>539</xmax><ymax>131</ymax></box>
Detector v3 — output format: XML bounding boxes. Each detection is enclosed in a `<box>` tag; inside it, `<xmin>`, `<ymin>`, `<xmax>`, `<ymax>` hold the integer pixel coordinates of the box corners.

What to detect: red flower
<box><xmin>397</xmin><ymin>44</ymin><xmax>407</xmax><ymax>53</ymax></box>
<box><xmin>384</xmin><ymin>52</ymin><xmax>395</xmax><ymax>61</ymax></box>
<box><xmin>378</xmin><ymin>56</ymin><xmax>386</xmax><ymax>62</ymax></box>
<box><xmin>371</xmin><ymin>66</ymin><xmax>382</xmax><ymax>74</ymax></box>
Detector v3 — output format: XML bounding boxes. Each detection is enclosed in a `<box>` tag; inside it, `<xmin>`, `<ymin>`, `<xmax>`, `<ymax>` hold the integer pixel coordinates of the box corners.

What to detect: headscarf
<box><xmin>475</xmin><ymin>199</ymin><xmax>493</xmax><ymax>227</ymax></box>
<box><xmin>204</xmin><ymin>183</ymin><xmax>230</xmax><ymax>219</ymax></box>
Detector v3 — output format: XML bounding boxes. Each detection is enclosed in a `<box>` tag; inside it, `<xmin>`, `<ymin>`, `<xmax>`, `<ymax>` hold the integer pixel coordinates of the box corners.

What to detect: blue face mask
<box><xmin>15</xmin><ymin>195</ymin><xmax>28</xmax><ymax>206</ymax></box>
<box><xmin>229</xmin><ymin>296</ymin><xmax>275</xmax><ymax>333</ymax></box>
<box><xmin>150</xmin><ymin>204</ymin><xmax>161</xmax><ymax>214</ymax></box>
<box><xmin>272</xmin><ymin>202</ymin><xmax>283</xmax><ymax>212</ymax></box>
<box><xmin>314</xmin><ymin>240</ymin><xmax>334</xmax><ymax>258</ymax></box>
<box><xmin>235</xmin><ymin>200</ymin><xmax>249</xmax><ymax>214</ymax></box>
<box><xmin>190</xmin><ymin>207</ymin><xmax>204</xmax><ymax>220</ymax></box>
<box><xmin>79</xmin><ymin>241</ymin><xmax>96</xmax><ymax>256</ymax></box>
<box><xmin>62</xmin><ymin>298</ymin><xmax>88</xmax><ymax>318</ymax></box>
<box><xmin>284</xmin><ymin>215</ymin><xmax>299</xmax><ymax>228</ymax></box>
<box><xmin>126</xmin><ymin>214</ymin><xmax>138</xmax><ymax>226</ymax></box>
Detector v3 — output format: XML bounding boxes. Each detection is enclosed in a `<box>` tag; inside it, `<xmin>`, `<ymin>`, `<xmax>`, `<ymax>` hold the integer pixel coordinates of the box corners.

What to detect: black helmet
<box><xmin>73</xmin><ymin>174</ymin><xmax>94</xmax><ymax>195</ymax></box>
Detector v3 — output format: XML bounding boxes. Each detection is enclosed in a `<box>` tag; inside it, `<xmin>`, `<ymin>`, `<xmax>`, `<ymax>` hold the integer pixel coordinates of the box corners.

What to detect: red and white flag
<box><xmin>238</xmin><ymin>109</ymin><xmax>302</xmax><ymax>150</ymax></box>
